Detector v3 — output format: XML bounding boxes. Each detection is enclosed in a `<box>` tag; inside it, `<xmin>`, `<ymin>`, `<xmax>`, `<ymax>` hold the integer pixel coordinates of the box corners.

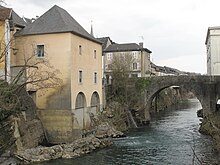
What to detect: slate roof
<box><xmin>0</xmin><ymin>5</ymin><xmax>26</xmax><ymax>27</ymax></box>
<box><xmin>23</xmin><ymin>17</ymin><xmax>32</xmax><ymax>25</ymax></box>
<box><xmin>16</xmin><ymin>5</ymin><xmax>101</xmax><ymax>44</ymax></box>
<box><xmin>11</xmin><ymin>10</ymin><xmax>26</xmax><ymax>27</ymax></box>
<box><xmin>97</xmin><ymin>37</ymin><xmax>114</xmax><ymax>50</ymax></box>
<box><xmin>104</xmin><ymin>43</ymin><xmax>152</xmax><ymax>53</ymax></box>
<box><xmin>151</xmin><ymin>62</ymin><xmax>185</xmax><ymax>75</ymax></box>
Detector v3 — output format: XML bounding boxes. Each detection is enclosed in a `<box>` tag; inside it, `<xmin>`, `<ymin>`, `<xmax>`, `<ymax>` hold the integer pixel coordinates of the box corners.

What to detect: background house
<box><xmin>97</xmin><ymin>37</ymin><xmax>113</xmax><ymax>81</ymax></box>
<box><xmin>206</xmin><ymin>26</ymin><xmax>220</xmax><ymax>75</ymax></box>
<box><xmin>150</xmin><ymin>62</ymin><xmax>191</xmax><ymax>76</ymax></box>
<box><xmin>103</xmin><ymin>42</ymin><xmax>152</xmax><ymax>84</ymax></box>
<box><xmin>0</xmin><ymin>5</ymin><xmax>26</xmax><ymax>82</ymax></box>
<box><xmin>14</xmin><ymin>5</ymin><xmax>103</xmax><ymax>143</ymax></box>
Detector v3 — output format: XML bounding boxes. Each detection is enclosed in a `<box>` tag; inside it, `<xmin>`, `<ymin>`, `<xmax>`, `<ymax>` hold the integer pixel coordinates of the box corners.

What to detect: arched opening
<box><xmin>74</xmin><ymin>92</ymin><xmax>87</xmax><ymax>129</ymax></box>
<box><xmin>75</xmin><ymin>92</ymin><xmax>87</xmax><ymax>109</ymax></box>
<box><xmin>91</xmin><ymin>92</ymin><xmax>100</xmax><ymax>115</ymax></box>
<box><xmin>148</xmin><ymin>85</ymin><xmax>203</xmax><ymax>116</ymax></box>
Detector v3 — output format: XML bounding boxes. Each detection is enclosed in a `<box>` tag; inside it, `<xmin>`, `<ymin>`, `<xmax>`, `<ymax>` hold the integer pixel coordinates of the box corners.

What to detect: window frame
<box><xmin>94</xmin><ymin>50</ymin><xmax>97</xmax><ymax>59</ymax></box>
<box><xmin>107</xmin><ymin>53</ymin><xmax>112</xmax><ymax>60</ymax></box>
<box><xmin>133</xmin><ymin>62</ymin><xmax>138</xmax><ymax>70</ymax></box>
<box><xmin>79</xmin><ymin>70</ymin><xmax>83</xmax><ymax>83</ymax></box>
<box><xmin>94</xmin><ymin>72</ymin><xmax>97</xmax><ymax>84</ymax></box>
<box><xmin>79</xmin><ymin>45</ymin><xmax>82</xmax><ymax>55</ymax></box>
<box><xmin>36</xmin><ymin>44</ymin><xmax>45</xmax><ymax>58</ymax></box>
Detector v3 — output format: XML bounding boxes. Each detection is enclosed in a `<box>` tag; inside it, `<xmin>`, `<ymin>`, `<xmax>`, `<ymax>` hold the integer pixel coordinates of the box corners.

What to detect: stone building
<box><xmin>205</xmin><ymin>26</ymin><xmax>220</xmax><ymax>75</ymax></box>
<box><xmin>8</xmin><ymin>5</ymin><xmax>102</xmax><ymax>143</ymax></box>
<box><xmin>103</xmin><ymin>42</ymin><xmax>152</xmax><ymax>83</ymax></box>
<box><xmin>150</xmin><ymin>62</ymin><xmax>187</xmax><ymax>76</ymax></box>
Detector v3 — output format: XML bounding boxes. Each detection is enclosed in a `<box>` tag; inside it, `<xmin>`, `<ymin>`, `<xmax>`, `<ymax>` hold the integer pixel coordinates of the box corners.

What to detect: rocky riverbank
<box><xmin>15</xmin><ymin>136</ymin><xmax>112</xmax><ymax>164</ymax></box>
<box><xmin>1</xmin><ymin>122</ymin><xmax>124</xmax><ymax>164</ymax></box>
<box><xmin>0</xmin><ymin>87</ymin><xmax>46</xmax><ymax>165</ymax></box>
<box><xmin>199</xmin><ymin>112</ymin><xmax>220</xmax><ymax>153</ymax></box>
<box><xmin>0</xmin><ymin>85</ymin><xmax>125</xmax><ymax>165</ymax></box>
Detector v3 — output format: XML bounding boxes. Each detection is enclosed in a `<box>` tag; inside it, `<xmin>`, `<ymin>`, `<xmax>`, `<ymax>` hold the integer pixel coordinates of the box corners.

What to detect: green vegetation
<box><xmin>135</xmin><ymin>77</ymin><xmax>152</xmax><ymax>92</ymax></box>
<box><xmin>105</xmin><ymin>54</ymin><xmax>153</xmax><ymax>128</ymax></box>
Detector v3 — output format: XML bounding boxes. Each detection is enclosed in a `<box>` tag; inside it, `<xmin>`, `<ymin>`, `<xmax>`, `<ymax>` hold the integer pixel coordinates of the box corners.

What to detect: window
<box><xmin>133</xmin><ymin>63</ymin><xmax>137</xmax><ymax>70</ymax></box>
<box><xmin>79</xmin><ymin>70</ymin><xmax>82</xmax><ymax>83</ymax></box>
<box><xmin>37</xmin><ymin>45</ymin><xmax>44</xmax><ymax>57</ymax></box>
<box><xmin>133</xmin><ymin>53</ymin><xmax>137</xmax><ymax>59</ymax></box>
<box><xmin>131</xmin><ymin>74</ymin><xmax>138</xmax><ymax>78</ymax></box>
<box><xmin>79</xmin><ymin>45</ymin><xmax>82</xmax><ymax>55</ymax></box>
<box><xmin>94</xmin><ymin>72</ymin><xmax>97</xmax><ymax>83</ymax></box>
<box><xmin>107</xmin><ymin>53</ymin><xmax>112</xmax><ymax>60</ymax></box>
<box><xmin>94</xmin><ymin>50</ymin><xmax>96</xmax><ymax>59</ymax></box>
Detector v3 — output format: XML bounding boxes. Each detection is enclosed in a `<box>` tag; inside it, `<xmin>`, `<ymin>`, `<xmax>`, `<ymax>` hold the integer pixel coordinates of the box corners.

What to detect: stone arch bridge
<box><xmin>141</xmin><ymin>75</ymin><xmax>220</xmax><ymax>122</ymax></box>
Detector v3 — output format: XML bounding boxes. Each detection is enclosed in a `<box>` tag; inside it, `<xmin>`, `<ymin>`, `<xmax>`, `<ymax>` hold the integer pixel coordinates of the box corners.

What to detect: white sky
<box><xmin>5</xmin><ymin>0</ymin><xmax>220</xmax><ymax>74</ymax></box>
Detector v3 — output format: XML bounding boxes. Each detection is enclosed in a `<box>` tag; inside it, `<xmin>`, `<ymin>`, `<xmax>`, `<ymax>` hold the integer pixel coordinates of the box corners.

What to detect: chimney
<box><xmin>139</xmin><ymin>42</ymin><xmax>143</xmax><ymax>48</ymax></box>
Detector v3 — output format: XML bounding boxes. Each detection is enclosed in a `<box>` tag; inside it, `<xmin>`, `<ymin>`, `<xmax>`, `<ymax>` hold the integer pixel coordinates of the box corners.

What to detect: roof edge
<box><xmin>104</xmin><ymin>48</ymin><xmax>152</xmax><ymax>53</ymax></box>
<box><xmin>205</xmin><ymin>26</ymin><xmax>220</xmax><ymax>45</ymax></box>
<box><xmin>15</xmin><ymin>30</ymin><xmax>103</xmax><ymax>45</ymax></box>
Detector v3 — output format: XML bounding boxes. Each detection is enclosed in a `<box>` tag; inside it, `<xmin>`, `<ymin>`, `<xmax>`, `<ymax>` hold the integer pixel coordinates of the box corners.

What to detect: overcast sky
<box><xmin>5</xmin><ymin>0</ymin><xmax>220</xmax><ymax>74</ymax></box>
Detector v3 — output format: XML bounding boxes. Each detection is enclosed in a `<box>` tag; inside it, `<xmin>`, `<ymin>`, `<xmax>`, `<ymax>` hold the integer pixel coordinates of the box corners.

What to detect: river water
<box><xmin>35</xmin><ymin>99</ymin><xmax>220</xmax><ymax>165</ymax></box>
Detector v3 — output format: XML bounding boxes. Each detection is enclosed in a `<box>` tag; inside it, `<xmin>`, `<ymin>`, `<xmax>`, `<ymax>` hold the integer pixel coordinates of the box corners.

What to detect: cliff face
<box><xmin>0</xmin><ymin>87</ymin><xmax>45</xmax><ymax>156</ymax></box>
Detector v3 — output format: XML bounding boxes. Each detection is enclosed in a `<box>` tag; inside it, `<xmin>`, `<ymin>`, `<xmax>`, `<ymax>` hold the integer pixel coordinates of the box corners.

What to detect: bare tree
<box><xmin>10</xmin><ymin>47</ymin><xmax>63</xmax><ymax>91</ymax></box>
<box><xmin>0</xmin><ymin>40</ymin><xmax>63</xmax><ymax>121</ymax></box>
<box><xmin>110</xmin><ymin>53</ymin><xmax>134</xmax><ymax>105</ymax></box>
<box><xmin>106</xmin><ymin>53</ymin><xmax>141</xmax><ymax>127</ymax></box>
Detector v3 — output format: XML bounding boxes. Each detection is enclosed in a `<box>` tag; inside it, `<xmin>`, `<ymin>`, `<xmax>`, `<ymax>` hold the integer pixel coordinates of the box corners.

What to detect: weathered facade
<box><xmin>206</xmin><ymin>26</ymin><xmax>220</xmax><ymax>75</ymax></box>
<box><xmin>13</xmin><ymin>5</ymin><xmax>103</xmax><ymax>143</ymax></box>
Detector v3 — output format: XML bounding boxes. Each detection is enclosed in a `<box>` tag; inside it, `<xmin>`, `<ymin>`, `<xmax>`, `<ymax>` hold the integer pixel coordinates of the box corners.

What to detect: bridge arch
<box><xmin>148</xmin><ymin>85</ymin><xmax>203</xmax><ymax>111</ymax></box>
<box><xmin>142</xmin><ymin>76</ymin><xmax>218</xmax><ymax>122</ymax></box>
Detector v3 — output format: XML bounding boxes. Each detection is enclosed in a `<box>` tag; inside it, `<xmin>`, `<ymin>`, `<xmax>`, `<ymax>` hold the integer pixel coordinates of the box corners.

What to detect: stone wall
<box><xmin>38</xmin><ymin>110</ymin><xmax>82</xmax><ymax>144</ymax></box>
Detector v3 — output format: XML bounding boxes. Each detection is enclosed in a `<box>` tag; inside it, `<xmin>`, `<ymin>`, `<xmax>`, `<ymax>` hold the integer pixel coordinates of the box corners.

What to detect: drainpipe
<box><xmin>4</xmin><ymin>19</ymin><xmax>11</xmax><ymax>83</ymax></box>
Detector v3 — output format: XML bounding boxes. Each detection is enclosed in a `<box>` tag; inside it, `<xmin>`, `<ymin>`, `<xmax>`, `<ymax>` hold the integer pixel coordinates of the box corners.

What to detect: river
<box><xmin>34</xmin><ymin>99</ymin><xmax>220</xmax><ymax>165</ymax></box>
